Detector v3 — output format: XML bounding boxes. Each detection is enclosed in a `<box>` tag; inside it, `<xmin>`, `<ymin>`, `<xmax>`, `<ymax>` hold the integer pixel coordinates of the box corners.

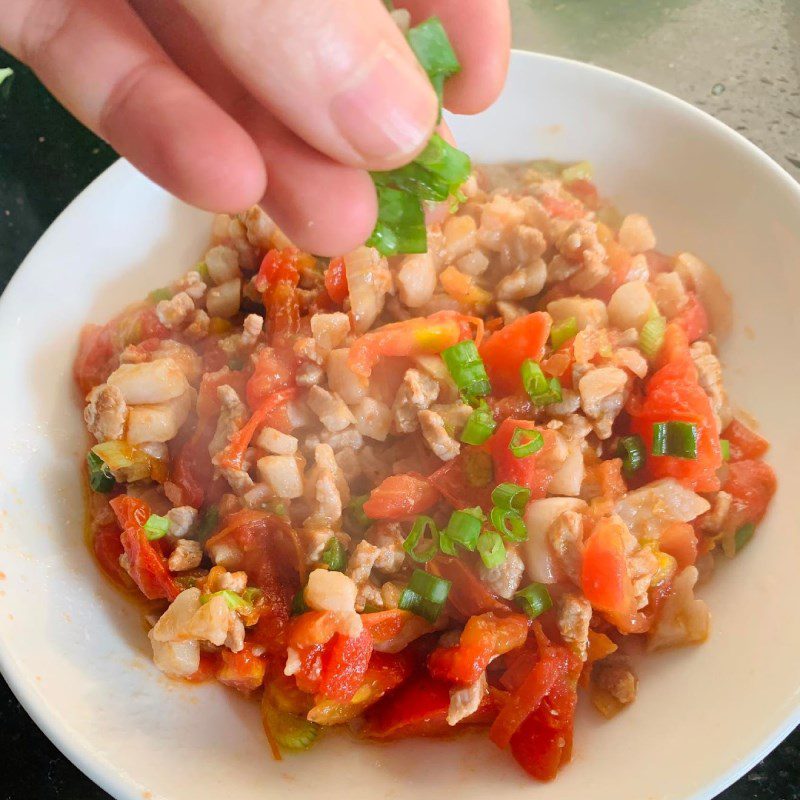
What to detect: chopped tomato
<box><xmin>74</xmin><ymin>323</ymin><xmax>115</xmax><ymax>394</ymax></box>
<box><xmin>428</xmin><ymin>451</ymin><xmax>494</xmax><ymax>511</ymax></box>
<box><xmin>586</xmin><ymin>458</ymin><xmax>627</xmax><ymax>502</ymax></box>
<box><xmin>479</xmin><ymin>312</ymin><xmax>551</xmax><ymax>395</ymax></box>
<box><xmin>588</xmin><ymin>224</ymin><xmax>633</xmax><ymax>303</ymax></box>
<box><xmin>630</xmin><ymin>325</ymin><xmax>722</xmax><ymax>492</ymax></box>
<box><xmin>724</xmin><ymin>459</ymin><xmax>777</xmax><ymax>525</ymax></box>
<box><xmin>217</xmin><ymin>644</ymin><xmax>267</xmax><ymax>692</ymax></box>
<box><xmin>659</xmin><ymin>521</ymin><xmax>698</xmax><ymax>569</ymax></box>
<box><xmin>184</xmin><ymin>652</ymin><xmax>220</xmax><ymax>684</ymax></box>
<box><xmin>580</xmin><ymin>517</ymin><xmax>637</xmax><ymax>624</ymax></box>
<box><xmin>109</xmin><ymin>495</ymin><xmax>150</xmax><ymax>529</ymax></box>
<box><xmin>489</xmin><ymin>419</ymin><xmax>556</xmax><ymax>498</ymax></box>
<box><xmin>348</xmin><ymin>311</ymin><xmax>477</xmax><ymax>380</ymax></box>
<box><xmin>674</xmin><ymin>292</ymin><xmax>709</xmax><ymax>342</ymax></box>
<box><xmin>509</xmin><ymin>661</ymin><xmax>580</xmax><ymax>781</ymax></box>
<box><xmin>197</xmin><ymin>367</ymin><xmax>250</xmax><ymax>419</ymax></box>
<box><xmin>489</xmin><ymin>631</ymin><xmax>579</xmax><ymax>750</ymax></box>
<box><xmin>539</xmin><ymin>194</ymin><xmax>583</xmax><ymax>220</ymax></box>
<box><xmin>362</xmin><ymin>473</ymin><xmax>440</xmax><ymax>520</ymax></box>
<box><xmin>246</xmin><ymin>346</ymin><xmax>296</xmax><ymax>409</ymax></box>
<box><xmin>120</xmin><ymin>526</ymin><xmax>180</xmax><ymax>601</ymax></box>
<box><xmin>722</xmin><ymin>419</ymin><xmax>769</xmax><ymax>462</ymax></box>
<box><xmin>92</xmin><ymin>522</ymin><xmax>128</xmax><ymax>587</ymax></box>
<box><xmin>324</xmin><ymin>256</ymin><xmax>349</xmax><ymax>305</ymax></box>
<box><xmin>428</xmin><ymin>557</ymin><xmax>509</xmax><ymax>619</ymax></box>
<box><xmin>645</xmin><ymin>250</ymin><xmax>674</xmax><ymax>274</ymax></box>
<box><xmin>318</xmin><ymin>630</ymin><xmax>373</xmax><ymax>702</ymax></box>
<box><xmin>257</xmin><ymin>248</ymin><xmax>302</xmax><ymax>339</ymax></box>
<box><xmin>364</xmin><ymin>673</ymin><xmax>499</xmax><ymax>739</ymax></box>
<box><xmin>541</xmin><ymin>341</ymin><xmax>575</xmax><ymax>388</ymax></box>
<box><xmin>137</xmin><ymin>307</ymin><xmax>171</xmax><ymax>340</ymax></box>
<box><xmin>288</xmin><ymin>611</ymin><xmax>340</xmax><ymax>648</ymax></box>
<box><xmin>361</xmin><ymin>610</ymin><xmax>433</xmax><ymax>653</ymax></box>
<box><xmin>564</xmin><ymin>178</ymin><xmax>600</xmax><ymax>210</ymax></box>
<box><xmin>428</xmin><ymin>612</ymin><xmax>528</xmax><ymax>685</ymax></box>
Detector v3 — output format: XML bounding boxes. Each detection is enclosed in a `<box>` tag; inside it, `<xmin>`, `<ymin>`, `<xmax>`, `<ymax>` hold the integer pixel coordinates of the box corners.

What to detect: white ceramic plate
<box><xmin>1</xmin><ymin>51</ymin><xmax>799</xmax><ymax>800</ymax></box>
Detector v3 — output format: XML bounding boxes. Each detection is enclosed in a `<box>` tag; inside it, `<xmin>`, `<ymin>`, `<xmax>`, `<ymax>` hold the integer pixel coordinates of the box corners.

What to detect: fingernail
<box><xmin>330</xmin><ymin>43</ymin><xmax>438</xmax><ymax>163</ymax></box>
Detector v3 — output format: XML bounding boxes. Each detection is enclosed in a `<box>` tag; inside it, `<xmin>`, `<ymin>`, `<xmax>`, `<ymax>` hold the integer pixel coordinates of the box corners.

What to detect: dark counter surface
<box><xmin>1</xmin><ymin>33</ymin><xmax>799</xmax><ymax>800</ymax></box>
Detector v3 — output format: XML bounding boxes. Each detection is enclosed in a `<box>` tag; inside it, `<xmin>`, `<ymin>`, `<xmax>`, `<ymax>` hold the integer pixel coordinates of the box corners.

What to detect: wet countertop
<box><xmin>0</xmin><ymin>1</ymin><xmax>798</xmax><ymax>798</ymax></box>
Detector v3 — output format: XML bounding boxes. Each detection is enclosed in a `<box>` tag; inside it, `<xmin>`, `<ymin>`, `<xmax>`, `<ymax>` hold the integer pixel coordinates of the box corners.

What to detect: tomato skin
<box><xmin>257</xmin><ymin>248</ymin><xmax>302</xmax><ymax>340</ymax></box>
<box><xmin>246</xmin><ymin>347</ymin><xmax>296</xmax><ymax>409</ymax></box>
<box><xmin>489</xmin><ymin>419</ymin><xmax>555</xmax><ymax>499</ymax></box>
<box><xmin>363</xmin><ymin>473</ymin><xmax>440</xmax><ymax>520</ymax></box>
<box><xmin>74</xmin><ymin>323</ymin><xmax>115</xmax><ymax>394</ymax></box>
<box><xmin>724</xmin><ymin>459</ymin><xmax>777</xmax><ymax>524</ymax></box>
<box><xmin>659</xmin><ymin>521</ymin><xmax>698</xmax><ymax>569</ymax></box>
<box><xmin>324</xmin><ymin>256</ymin><xmax>349</xmax><ymax>305</ymax></box>
<box><xmin>580</xmin><ymin>518</ymin><xmax>636</xmax><ymax>621</ymax></box>
<box><xmin>722</xmin><ymin>419</ymin><xmax>769</xmax><ymax>462</ymax></box>
<box><xmin>217</xmin><ymin>645</ymin><xmax>267</xmax><ymax>692</ymax></box>
<box><xmin>92</xmin><ymin>522</ymin><xmax>128</xmax><ymax>587</ymax></box>
<box><xmin>363</xmin><ymin>673</ymin><xmax>499</xmax><ymax>739</ymax></box>
<box><xmin>479</xmin><ymin>312</ymin><xmax>551</xmax><ymax>395</ymax></box>
<box><xmin>428</xmin><ymin>613</ymin><xmax>528</xmax><ymax>686</ymax></box>
<box><xmin>427</xmin><ymin>557</ymin><xmax>509</xmax><ymax>619</ymax></box>
<box><xmin>427</xmin><ymin>452</ymin><xmax>494</xmax><ymax>511</ymax></box>
<box><xmin>120</xmin><ymin>527</ymin><xmax>180</xmax><ymax>601</ymax></box>
<box><xmin>318</xmin><ymin>630</ymin><xmax>374</xmax><ymax>702</ymax></box>
<box><xmin>361</xmin><ymin>610</ymin><xmax>433</xmax><ymax>652</ymax></box>
<box><xmin>109</xmin><ymin>496</ymin><xmax>150</xmax><ymax>530</ymax></box>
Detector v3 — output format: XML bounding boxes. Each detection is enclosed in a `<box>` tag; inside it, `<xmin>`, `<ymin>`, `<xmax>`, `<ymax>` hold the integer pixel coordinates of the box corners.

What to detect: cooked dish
<box><xmin>74</xmin><ymin>161</ymin><xmax>776</xmax><ymax>781</ymax></box>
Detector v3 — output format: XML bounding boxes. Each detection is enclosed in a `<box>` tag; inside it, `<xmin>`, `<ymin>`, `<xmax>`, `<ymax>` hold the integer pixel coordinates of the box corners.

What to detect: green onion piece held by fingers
<box><xmin>441</xmin><ymin>340</ymin><xmax>491</xmax><ymax>401</ymax></box>
<box><xmin>514</xmin><ymin>583</ymin><xmax>553</xmax><ymax>619</ymax></box>
<box><xmin>407</xmin><ymin>18</ymin><xmax>461</xmax><ymax>106</ymax></box>
<box><xmin>550</xmin><ymin>316</ymin><xmax>578</xmax><ymax>350</ymax></box>
<box><xmin>86</xmin><ymin>451</ymin><xmax>115</xmax><ymax>493</ymax></box>
<box><xmin>143</xmin><ymin>514</ymin><xmax>169</xmax><ymax>540</ymax></box>
<box><xmin>403</xmin><ymin>516</ymin><xmax>440</xmax><ymax>563</ymax></box>
<box><xmin>399</xmin><ymin>569</ymin><xmax>451</xmax><ymax>623</ymax></box>
<box><xmin>509</xmin><ymin>427</ymin><xmax>544</xmax><ymax>458</ymax></box>
<box><xmin>491</xmin><ymin>482</ymin><xmax>531</xmax><ymax>513</ymax></box>
<box><xmin>367</xmin><ymin>186</ymin><xmax>427</xmax><ymax>256</ymax></box>
<box><xmin>490</xmin><ymin>507</ymin><xmax>528</xmax><ymax>543</ymax></box>
<box><xmin>461</xmin><ymin>400</ymin><xmax>496</xmax><ymax>445</ymax></box>
<box><xmin>651</xmin><ymin>421</ymin><xmax>699</xmax><ymax>459</ymax></box>
<box><xmin>477</xmin><ymin>530</ymin><xmax>506</xmax><ymax>569</ymax></box>
<box><xmin>617</xmin><ymin>434</ymin><xmax>646</xmax><ymax>476</ymax></box>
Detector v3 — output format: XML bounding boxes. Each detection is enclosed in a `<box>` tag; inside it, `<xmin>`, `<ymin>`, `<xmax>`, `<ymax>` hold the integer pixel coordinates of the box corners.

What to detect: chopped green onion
<box><xmin>148</xmin><ymin>287</ymin><xmax>172</xmax><ymax>304</ymax></box>
<box><xmin>228</xmin><ymin>356</ymin><xmax>245</xmax><ymax>371</ymax></box>
<box><xmin>366</xmin><ymin>186</ymin><xmax>427</xmax><ymax>256</ymax></box>
<box><xmin>407</xmin><ymin>17</ymin><xmax>461</xmax><ymax>106</ymax></box>
<box><xmin>560</xmin><ymin>160</ymin><xmax>594</xmax><ymax>182</ymax></box>
<box><xmin>509</xmin><ymin>427</ymin><xmax>544</xmax><ymax>458</ymax></box>
<box><xmin>143</xmin><ymin>514</ymin><xmax>170</xmax><ymax>541</ymax></box>
<box><xmin>321</xmin><ymin>536</ymin><xmax>347</xmax><ymax>572</ymax></box>
<box><xmin>438</xmin><ymin>532</ymin><xmax>457</xmax><ymax>556</ymax></box>
<box><xmin>86</xmin><ymin>451</ymin><xmax>115</xmax><ymax>493</ymax></box>
<box><xmin>291</xmin><ymin>589</ymin><xmax>308</xmax><ymax>616</ymax></box>
<box><xmin>651</xmin><ymin>421</ymin><xmax>699</xmax><ymax>459</ymax></box>
<box><xmin>201</xmin><ymin>589</ymin><xmax>249</xmax><ymax>610</ymax></box>
<box><xmin>398</xmin><ymin>569</ymin><xmax>451</xmax><ymax>623</ymax></box>
<box><xmin>444</xmin><ymin>508</ymin><xmax>483</xmax><ymax>551</ymax></box>
<box><xmin>720</xmin><ymin>439</ymin><xmax>731</xmax><ymax>461</ymax></box>
<box><xmin>402</xmin><ymin>516</ymin><xmax>440</xmax><ymax>563</ymax></box>
<box><xmin>550</xmin><ymin>317</ymin><xmax>578</xmax><ymax>350</ymax></box>
<box><xmin>514</xmin><ymin>583</ymin><xmax>553</xmax><ymax>619</ymax></box>
<box><xmin>521</xmin><ymin>359</ymin><xmax>562</xmax><ymax>406</ymax></box>
<box><xmin>194</xmin><ymin>505</ymin><xmax>219</xmax><ymax>544</ymax></box>
<box><xmin>734</xmin><ymin>522</ymin><xmax>755</xmax><ymax>553</ymax></box>
<box><xmin>441</xmin><ymin>340</ymin><xmax>492</xmax><ymax>401</ymax></box>
<box><xmin>491</xmin><ymin>482</ymin><xmax>531</xmax><ymax>513</ymax></box>
<box><xmin>345</xmin><ymin>494</ymin><xmax>372</xmax><ymax>532</ymax></box>
<box><xmin>262</xmin><ymin>701</ymin><xmax>320</xmax><ymax>750</ymax></box>
<box><xmin>477</xmin><ymin>530</ymin><xmax>506</xmax><ymax>569</ymax></box>
<box><xmin>242</xmin><ymin>587</ymin><xmax>262</xmax><ymax>605</ymax></box>
<box><xmin>195</xmin><ymin>261</ymin><xmax>210</xmax><ymax>282</ymax></box>
<box><xmin>617</xmin><ymin>434</ymin><xmax>646</xmax><ymax>476</ymax></box>
<box><xmin>640</xmin><ymin>314</ymin><xmax>667</xmax><ymax>359</ymax></box>
<box><xmin>490</xmin><ymin>507</ymin><xmax>528</xmax><ymax>543</ymax></box>
<box><xmin>460</xmin><ymin>400</ymin><xmax>496</xmax><ymax>445</ymax></box>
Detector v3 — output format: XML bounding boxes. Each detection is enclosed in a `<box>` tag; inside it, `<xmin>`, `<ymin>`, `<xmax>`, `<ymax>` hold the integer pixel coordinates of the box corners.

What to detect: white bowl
<box><xmin>1</xmin><ymin>51</ymin><xmax>799</xmax><ymax>800</ymax></box>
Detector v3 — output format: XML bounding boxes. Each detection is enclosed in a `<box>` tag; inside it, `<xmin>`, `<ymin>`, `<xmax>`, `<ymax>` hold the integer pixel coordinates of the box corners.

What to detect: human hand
<box><xmin>2</xmin><ymin>0</ymin><xmax>510</xmax><ymax>255</ymax></box>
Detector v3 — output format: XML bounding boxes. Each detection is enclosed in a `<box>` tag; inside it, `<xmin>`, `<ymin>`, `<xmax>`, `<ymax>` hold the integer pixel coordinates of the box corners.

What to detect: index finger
<box><xmin>398</xmin><ymin>0</ymin><xmax>511</xmax><ymax>114</ymax></box>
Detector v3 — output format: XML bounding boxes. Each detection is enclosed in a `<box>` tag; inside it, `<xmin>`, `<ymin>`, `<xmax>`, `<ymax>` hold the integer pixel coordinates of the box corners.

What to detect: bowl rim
<box><xmin>1</xmin><ymin>49</ymin><xmax>799</xmax><ymax>800</ymax></box>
